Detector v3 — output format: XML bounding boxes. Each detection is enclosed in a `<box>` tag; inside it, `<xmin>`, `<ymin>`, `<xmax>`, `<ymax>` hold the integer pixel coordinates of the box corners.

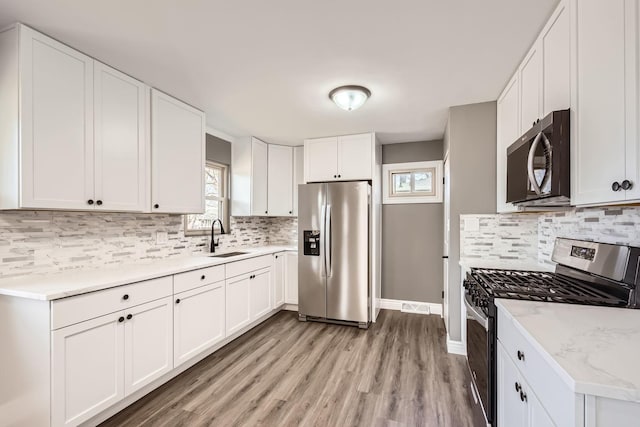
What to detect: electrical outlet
<box><xmin>156</xmin><ymin>231</ymin><xmax>168</xmax><ymax>244</ymax></box>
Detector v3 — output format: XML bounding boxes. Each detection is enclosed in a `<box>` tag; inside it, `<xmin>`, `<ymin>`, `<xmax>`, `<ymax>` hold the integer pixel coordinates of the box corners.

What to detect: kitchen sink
<box><xmin>208</xmin><ymin>251</ymin><xmax>248</xmax><ymax>258</ymax></box>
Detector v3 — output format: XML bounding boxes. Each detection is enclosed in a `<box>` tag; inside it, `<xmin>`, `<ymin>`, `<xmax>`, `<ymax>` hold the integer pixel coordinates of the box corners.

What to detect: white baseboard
<box><xmin>282</xmin><ymin>303</ymin><xmax>298</xmax><ymax>312</ymax></box>
<box><xmin>447</xmin><ymin>333</ymin><xmax>466</xmax><ymax>356</ymax></box>
<box><xmin>379</xmin><ymin>298</ymin><xmax>443</xmax><ymax>317</ymax></box>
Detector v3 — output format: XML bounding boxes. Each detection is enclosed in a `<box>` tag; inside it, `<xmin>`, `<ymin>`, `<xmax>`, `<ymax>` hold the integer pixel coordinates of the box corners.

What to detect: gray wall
<box><xmin>445</xmin><ymin>101</ymin><xmax>497</xmax><ymax>342</ymax></box>
<box><xmin>206</xmin><ymin>134</ymin><xmax>231</xmax><ymax>165</ymax></box>
<box><xmin>382</xmin><ymin>140</ymin><xmax>444</xmax><ymax>303</ymax></box>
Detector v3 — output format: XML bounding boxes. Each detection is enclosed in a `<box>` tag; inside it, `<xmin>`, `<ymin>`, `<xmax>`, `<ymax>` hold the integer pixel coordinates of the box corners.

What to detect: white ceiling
<box><xmin>0</xmin><ymin>0</ymin><xmax>558</xmax><ymax>145</ymax></box>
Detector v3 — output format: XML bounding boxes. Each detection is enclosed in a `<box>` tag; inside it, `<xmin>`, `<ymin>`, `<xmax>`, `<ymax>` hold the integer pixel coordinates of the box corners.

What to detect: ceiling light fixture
<box><xmin>329</xmin><ymin>85</ymin><xmax>371</xmax><ymax>111</ymax></box>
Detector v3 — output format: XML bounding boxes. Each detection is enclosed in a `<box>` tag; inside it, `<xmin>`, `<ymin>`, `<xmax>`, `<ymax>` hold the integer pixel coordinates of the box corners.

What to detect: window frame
<box><xmin>184</xmin><ymin>161</ymin><xmax>229</xmax><ymax>236</ymax></box>
<box><xmin>382</xmin><ymin>160</ymin><xmax>443</xmax><ymax>204</ymax></box>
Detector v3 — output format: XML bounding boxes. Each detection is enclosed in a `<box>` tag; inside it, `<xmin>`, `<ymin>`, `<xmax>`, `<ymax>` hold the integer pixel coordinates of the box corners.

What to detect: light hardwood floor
<box><xmin>100</xmin><ymin>310</ymin><xmax>484</xmax><ymax>427</ymax></box>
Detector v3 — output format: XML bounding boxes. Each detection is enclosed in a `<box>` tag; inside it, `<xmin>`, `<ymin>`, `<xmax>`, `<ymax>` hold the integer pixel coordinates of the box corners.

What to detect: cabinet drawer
<box><xmin>225</xmin><ymin>255</ymin><xmax>273</xmax><ymax>279</ymax></box>
<box><xmin>174</xmin><ymin>265</ymin><xmax>225</xmax><ymax>294</ymax></box>
<box><xmin>51</xmin><ymin>276</ymin><xmax>173</xmax><ymax>330</ymax></box>
<box><xmin>497</xmin><ymin>305</ymin><xmax>579</xmax><ymax>427</ymax></box>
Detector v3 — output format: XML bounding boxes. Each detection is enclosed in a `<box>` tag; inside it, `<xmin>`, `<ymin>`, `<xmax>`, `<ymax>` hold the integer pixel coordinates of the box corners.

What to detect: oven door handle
<box><xmin>527</xmin><ymin>131</ymin><xmax>553</xmax><ymax>196</ymax></box>
<box><xmin>464</xmin><ymin>293</ymin><xmax>488</xmax><ymax>330</ymax></box>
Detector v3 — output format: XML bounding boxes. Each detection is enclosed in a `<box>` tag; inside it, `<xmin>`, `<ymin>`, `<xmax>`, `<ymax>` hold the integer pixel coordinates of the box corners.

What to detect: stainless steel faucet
<box><xmin>210</xmin><ymin>219</ymin><xmax>226</xmax><ymax>253</ymax></box>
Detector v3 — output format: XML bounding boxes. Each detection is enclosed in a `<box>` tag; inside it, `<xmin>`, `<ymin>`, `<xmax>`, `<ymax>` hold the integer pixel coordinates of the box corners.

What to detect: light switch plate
<box><xmin>156</xmin><ymin>231</ymin><xmax>168</xmax><ymax>244</ymax></box>
<box><xmin>464</xmin><ymin>217</ymin><xmax>480</xmax><ymax>232</ymax></box>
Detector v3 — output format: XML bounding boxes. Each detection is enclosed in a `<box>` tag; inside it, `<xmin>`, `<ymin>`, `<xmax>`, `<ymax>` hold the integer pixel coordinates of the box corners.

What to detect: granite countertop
<box><xmin>0</xmin><ymin>245</ymin><xmax>297</xmax><ymax>301</ymax></box>
<box><xmin>496</xmin><ymin>299</ymin><xmax>640</xmax><ymax>402</ymax></box>
<box><xmin>459</xmin><ymin>258</ymin><xmax>555</xmax><ymax>272</ymax></box>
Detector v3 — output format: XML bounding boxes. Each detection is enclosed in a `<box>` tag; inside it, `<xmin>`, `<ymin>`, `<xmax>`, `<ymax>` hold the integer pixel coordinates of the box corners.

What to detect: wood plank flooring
<box><xmin>100</xmin><ymin>310</ymin><xmax>485</xmax><ymax>427</ymax></box>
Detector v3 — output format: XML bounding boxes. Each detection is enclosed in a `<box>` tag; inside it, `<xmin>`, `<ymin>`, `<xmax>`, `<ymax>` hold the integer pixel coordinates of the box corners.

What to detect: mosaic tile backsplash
<box><xmin>0</xmin><ymin>211</ymin><xmax>297</xmax><ymax>278</ymax></box>
<box><xmin>461</xmin><ymin>206</ymin><xmax>640</xmax><ymax>266</ymax></box>
<box><xmin>459</xmin><ymin>214</ymin><xmax>539</xmax><ymax>262</ymax></box>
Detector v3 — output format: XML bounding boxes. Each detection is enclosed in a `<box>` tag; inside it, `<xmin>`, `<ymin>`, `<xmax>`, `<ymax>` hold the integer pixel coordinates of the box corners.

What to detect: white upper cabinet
<box><xmin>293</xmin><ymin>146</ymin><xmax>304</xmax><ymax>216</ymax></box>
<box><xmin>151</xmin><ymin>89</ymin><xmax>205</xmax><ymax>214</ymax></box>
<box><xmin>304</xmin><ymin>133</ymin><xmax>374</xmax><ymax>183</ymax></box>
<box><xmin>251</xmin><ymin>138</ymin><xmax>269</xmax><ymax>215</ymax></box>
<box><xmin>337</xmin><ymin>133</ymin><xmax>373</xmax><ymax>180</ymax></box>
<box><xmin>519</xmin><ymin>43</ymin><xmax>543</xmax><ymax>133</ymax></box>
<box><xmin>304</xmin><ymin>137</ymin><xmax>338</xmax><ymax>182</ymax></box>
<box><xmin>571</xmin><ymin>0</ymin><xmax>640</xmax><ymax>206</ymax></box>
<box><xmin>542</xmin><ymin>1</ymin><xmax>571</xmax><ymax>115</ymax></box>
<box><xmin>497</xmin><ymin>74</ymin><xmax>520</xmax><ymax>213</ymax></box>
<box><xmin>496</xmin><ymin>0</ymin><xmax>571</xmax><ymax>212</ymax></box>
<box><xmin>0</xmin><ymin>24</ymin><xmax>208</xmax><ymax>213</ymax></box>
<box><xmin>231</xmin><ymin>137</ymin><xmax>299</xmax><ymax>217</ymax></box>
<box><xmin>94</xmin><ymin>62</ymin><xmax>148</xmax><ymax>212</ymax></box>
<box><xmin>16</xmin><ymin>25</ymin><xmax>95</xmax><ymax>210</ymax></box>
<box><xmin>267</xmin><ymin>144</ymin><xmax>294</xmax><ymax>216</ymax></box>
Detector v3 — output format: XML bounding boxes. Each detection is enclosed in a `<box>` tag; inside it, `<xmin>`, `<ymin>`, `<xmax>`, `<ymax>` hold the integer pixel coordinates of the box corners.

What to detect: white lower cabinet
<box><xmin>174</xmin><ymin>281</ymin><xmax>225</xmax><ymax>366</ymax></box>
<box><xmin>52</xmin><ymin>312</ymin><xmax>125</xmax><ymax>427</ymax></box>
<box><xmin>250</xmin><ymin>268</ymin><xmax>272</xmax><ymax>319</ymax></box>
<box><xmin>285</xmin><ymin>252</ymin><xmax>298</xmax><ymax>305</ymax></box>
<box><xmin>225</xmin><ymin>274</ymin><xmax>252</xmax><ymax>336</ymax></box>
<box><xmin>123</xmin><ymin>297</ymin><xmax>173</xmax><ymax>395</ymax></box>
<box><xmin>274</xmin><ymin>253</ymin><xmax>285</xmax><ymax>307</ymax></box>
<box><xmin>497</xmin><ymin>342</ymin><xmax>554</xmax><ymax>427</ymax></box>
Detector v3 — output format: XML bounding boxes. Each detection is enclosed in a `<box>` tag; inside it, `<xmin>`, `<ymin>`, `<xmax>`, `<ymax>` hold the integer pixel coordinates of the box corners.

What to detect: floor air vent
<box><xmin>400</xmin><ymin>302</ymin><xmax>430</xmax><ymax>315</ymax></box>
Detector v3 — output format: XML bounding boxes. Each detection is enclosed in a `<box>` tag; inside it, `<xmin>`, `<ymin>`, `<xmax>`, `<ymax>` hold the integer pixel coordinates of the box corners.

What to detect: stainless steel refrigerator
<box><xmin>298</xmin><ymin>181</ymin><xmax>370</xmax><ymax>328</ymax></box>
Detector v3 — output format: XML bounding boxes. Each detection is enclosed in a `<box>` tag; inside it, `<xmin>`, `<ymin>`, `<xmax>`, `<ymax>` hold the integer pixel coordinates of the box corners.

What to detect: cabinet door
<box><xmin>19</xmin><ymin>26</ymin><xmax>94</xmax><ymax>210</ymax></box>
<box><xmin>267</xmin><ymin>144</ymin><xmax>293</xmax><ymax>216</ymax></box>
<box><xmin>52</xmin><ymin>312</ymin><xmax>124</xmax><ymax>427</ymax></box>
<box><xmin>542</xmin><ymin>1</ymin><xmax>570</xmax><ymax>115</ymax></box>
<box><xmin>285</xmin><ymin>252</ymin><xmax>298</xmax><ymax>305</ymax></box>
<box><xmin>250</xmin><ymin>268</ymin><xmax>272</xmax><ymax>320</ymax></box>
<box><xmin>572</xmin><ymin>0</ymin><xmax>630</xmax><ymax>205</ymax></box>
<box><xmin>226</xmin><ymin>274</ymin><xmax>251</xmax><ymax>336</ymax></box>
<box><xmin>94</xmin><ymin>62</ymin><xmax>148</xmax><ymax>212</ymax></box>
<box><xmin>251</xmin><ymin>138</ymin><xmax>269</xmax><ymax>215</ymax></box>
<box><xmin>274</xmin><ymin>253</ymin><xmax>285</xmax><ymax>307</ymax></box>
<box><xmin>174</xmin><ymin>281</ymin><xmax>225</xmax><ymax>366</ymax></box>
<box><xmin>304</xmin><ymin>137</ymin><xmax>338</xmax><ymax>182</ymax></box>
<box><xmin>293</xmin><ymin>146</ymin><xmax>304</xmax><ymax>216</ymax></box>
<box><xmin>519</xmin><ymin>43</ymin><xmax>542</xmax><ymax>133</ymax></box>
<box><xmin>527</xmin><ymin>390</ymin><xmax>556</xmax><ymax>427</ymax></box>
<box><xmin>151</xmin><ymin>89</ymin><xmax>205</xmax><ymax>213</ymax></box>
<box><xmin>123</xmin><ymin>297</ymin><xmax>173</xmax><ymax>396</ymax></box>
<box><xmin>337</xmin><ymin>133</ymin><xmax>373</xmax><ymax>180</ymax></box>
<box><xmin>622</xmin><ymin>0</ymin><xmax>640</xmax><ymax>202</ymax></box>
<box><xmin>497</xmin><ymin>342</ymin><xmax>526</xmax><ymax>427</ymax></box>
<box><xmin>496</xmin><ymin>74</ymin><xmax>520</xmax><ymax>213</ymax></box>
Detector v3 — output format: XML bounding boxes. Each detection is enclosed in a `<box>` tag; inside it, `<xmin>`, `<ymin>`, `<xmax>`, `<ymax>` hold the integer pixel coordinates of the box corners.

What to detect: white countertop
<box><xmin>459</xmin><ymin>258</ymin><xmax>555</xmax><ymax>272</ymax></box>
<box><xmin>496</xmin><ymin>299</ymin><xmax>640</xmax><ymax>402</ymax></box>
<box><xmin>0</xmin><ymin>245</ymin><xmax>296</xmax><ymax>301</ymax></box>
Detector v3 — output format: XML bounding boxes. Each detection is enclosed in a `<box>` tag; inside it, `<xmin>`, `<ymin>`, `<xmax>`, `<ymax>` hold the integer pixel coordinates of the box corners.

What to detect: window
<box><xmin>383</xmin><ymin>161</ymin><xmax>443</xmax><ymax>204</ymax></box>
<box><xmin>184</xmin><ymin>162</ymin><xmax>228</xmax><ymax>235</ymax></box>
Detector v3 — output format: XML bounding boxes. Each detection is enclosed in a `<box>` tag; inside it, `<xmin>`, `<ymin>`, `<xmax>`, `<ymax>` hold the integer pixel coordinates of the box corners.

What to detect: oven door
<box><xmin>465</xmin><ymin>293</ymin><xmax>492</xmax><ymax>424</ymax></box>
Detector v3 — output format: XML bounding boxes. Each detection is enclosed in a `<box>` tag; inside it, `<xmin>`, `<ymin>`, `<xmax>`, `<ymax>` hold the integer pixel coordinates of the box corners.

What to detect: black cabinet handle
<box><xmin>338</xmin><ymin>174</ymin><xmax>341</xmax><ymax>178</ymax></box>
<box><xmin>517</xmin><ymin>350</ymin><xmax>525</xmax><ymax>361</ymax></box>
<box><xmin>520</xmin><ymin>391</ymin><xmax>527</xmax><ymax>402</ymax></box>
<box><xmin>176</xmin><ymin>298</ymin><xmax>181</xmax><ymax>304</ymax></box>
<box><xmin>201</xmin><ymin>275</ymin><xmax>206</xmax><ymax>280</ymax></box>
<box><xmin>122</xmin><ymin>294</ymin><xmax>129</xmax><ymax>301</ymax></box>
<box><xmin>126</xmin><ymin>314</ymin><xmax>133</xmax><ymax>320</ymax></box>
<box><xmin>87</xmin><ymin>199</ymin><xmax>94</xmax><ymax>205</ymax></box>
<box><xmin>154</xmin><ymin>203</ymin><xmax>160</xmax><ymax>209</ymax></box>
<box><xmin>275</xmin><ymin>255</ymin><xmax>278</xmax><ymax>259</ymax></box>
<box><xmin>289</xmin><ymin>211</ymin><xmax>292</xmax><ymax>214</ymax></box>
<box><xmin>612</xmin><ymin>182</ymin><xmax>622</xmax><ymax>192</ymax></box>
<box><xmin>96</xmin><ymin>200</ymin><xmax>103</xmax><ymax>206</ymax></box>
<box><xmin>265</xmin><ymin>211</ymin><xmax>268</xmax><ymax>214</ymax></box>
<box><xmin>118</xmin><ymin>316</ymin><xmax>124</xmax><ymax>323</ymax></box>
<box><xmin>622</xmin><ymin>180</ymin><xmax>633</xmax><ymax>190</ymax></box>
<box><xmin>333</xmin><ymin>175</ymin><xmax>337</xmax><ymax>178</ymax></box>
<box><xmin>514</xmin><ymin>382</ymin><xmax>521</xmax><ymax>392</ymax></box>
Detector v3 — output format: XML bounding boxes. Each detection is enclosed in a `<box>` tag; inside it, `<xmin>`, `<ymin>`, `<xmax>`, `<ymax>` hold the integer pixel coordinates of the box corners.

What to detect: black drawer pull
<box><xmin>201</xmin><ymin>275</ymin><xmax>206</xmax><ymax>280</ymax></box>
<box><xmin>517</xmin><ymin>350</ymin><xmax>525</xmax><ymax>361</ymax></box>
<box><xmin>122</xmin><ymin>294</ymin><xmax>129</xmax><ymax>301</ymax></box>
<box><xmin>520</xmin><ymin>391</ymin><xmax>527</xmax><ymax>402</ymax></box>
<box><xmin>126</xmin><ymin>314</ymin><xmax>133</xmax><ymax>320</ymax></box>
<box><xmin>514</xmin><ymin>382</ymin><xmax>521</xmax><ymax>392</ymax></box>
<box><xmin>118</xmin><ymin>316</ymin><xmax>124</xmax><ymax>323</ymax></box>
<box><xmin>176</xmin><ymin>298</ymin><xmax>181</xmax><ymax>304</ymax></box>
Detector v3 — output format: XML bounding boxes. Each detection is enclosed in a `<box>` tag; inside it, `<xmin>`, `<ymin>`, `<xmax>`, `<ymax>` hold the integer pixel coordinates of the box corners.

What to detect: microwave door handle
<box><xmin>527</xmin><ymin>132</ymin><xmax>544</xmax><ymax>196</ymax></box>
<box><xmin>539</xmin><ymin>133</ymin><xmax>553</xmax><ymax>193</ymax></box>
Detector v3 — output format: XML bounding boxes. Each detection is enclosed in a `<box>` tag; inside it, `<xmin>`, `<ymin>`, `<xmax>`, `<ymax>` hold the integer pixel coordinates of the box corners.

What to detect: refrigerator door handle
<box><xmin>325</xmin><ymin>204</ymin><xmax>332</xmax><ymax>278</ymax></box>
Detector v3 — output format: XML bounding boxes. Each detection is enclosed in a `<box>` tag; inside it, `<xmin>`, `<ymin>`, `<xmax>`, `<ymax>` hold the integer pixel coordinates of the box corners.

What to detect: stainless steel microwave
<box><xmin>506</xmin><ymin>109</ymin><xmax>570</xmax><ymax>207</ymax></box>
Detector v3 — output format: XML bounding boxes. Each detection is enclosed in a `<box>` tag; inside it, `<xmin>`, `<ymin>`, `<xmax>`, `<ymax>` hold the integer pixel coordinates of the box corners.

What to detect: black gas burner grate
<box><xmin>470</xmin><ymin>268</ymin><xmax>628</xmax><ymax>307</ymax></box>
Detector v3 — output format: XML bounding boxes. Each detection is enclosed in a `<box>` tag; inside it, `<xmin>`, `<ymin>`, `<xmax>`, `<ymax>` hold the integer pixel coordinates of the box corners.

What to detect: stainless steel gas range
<box><xmin>463</xmin><ymin>238</ymin><xmax>640</xmax><ymax>426</ymax></box>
